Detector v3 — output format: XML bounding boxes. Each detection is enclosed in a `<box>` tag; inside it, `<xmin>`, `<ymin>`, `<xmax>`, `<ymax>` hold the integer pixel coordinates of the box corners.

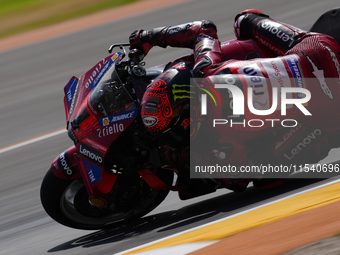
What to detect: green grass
<box><xmin>0</xmin><ymin>0</ymin><xmax>141</xmax><ymax>39</ymax></box>
<box><xmin>0</xmin><ymin>0</ymin><xmax>44</xmax><ymax>15</ymax></box>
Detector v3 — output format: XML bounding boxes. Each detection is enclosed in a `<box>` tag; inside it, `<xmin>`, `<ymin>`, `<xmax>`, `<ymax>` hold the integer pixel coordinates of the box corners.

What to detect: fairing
<box><xmin>53</xmin><ymin>52</ymin><xmax>138</xmax><ymax>201</ymax></box>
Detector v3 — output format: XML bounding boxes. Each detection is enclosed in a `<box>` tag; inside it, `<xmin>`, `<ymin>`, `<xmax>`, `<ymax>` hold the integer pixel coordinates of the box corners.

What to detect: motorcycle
<box><xmin>40</xmin><ymin>8</ymin><xmax>340</xmax><ymax>230</ymax></box>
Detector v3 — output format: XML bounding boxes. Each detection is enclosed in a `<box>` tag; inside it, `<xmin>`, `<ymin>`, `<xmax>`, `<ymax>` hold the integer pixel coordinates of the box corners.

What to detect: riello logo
<box><xmin>201</xmin><ymin>84</ymin><xmax>311</xmax><ymax>128</ymax></box>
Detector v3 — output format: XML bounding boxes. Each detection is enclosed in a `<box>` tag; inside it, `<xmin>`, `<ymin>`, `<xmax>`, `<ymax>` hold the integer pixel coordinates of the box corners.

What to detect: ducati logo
<box><xmin>143</xmin><ymin>116</ymin><xmax>158</xmax><ymax>127</ymax></box>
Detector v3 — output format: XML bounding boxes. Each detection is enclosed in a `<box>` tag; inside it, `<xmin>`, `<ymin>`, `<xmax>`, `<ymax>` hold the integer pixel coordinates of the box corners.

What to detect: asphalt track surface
<box><xmin>1</xmin><ymin>0</ymin><xmax>340</xmax><ymax>254</ymax></box>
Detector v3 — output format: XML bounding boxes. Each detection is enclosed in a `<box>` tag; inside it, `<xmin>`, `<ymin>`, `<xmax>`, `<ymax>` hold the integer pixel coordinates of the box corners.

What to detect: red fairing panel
<box><xmin>50</xmin><ymin>146</ymin><xmax>82</xmax><ymax>180</ymax></box>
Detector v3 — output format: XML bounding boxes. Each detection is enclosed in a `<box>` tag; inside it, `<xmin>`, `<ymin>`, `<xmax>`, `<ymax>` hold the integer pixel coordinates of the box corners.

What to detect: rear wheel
<box><xmin>40</xmin><ymin>169</ymin><xmax>173</xmax><ymax>230</ymax></box>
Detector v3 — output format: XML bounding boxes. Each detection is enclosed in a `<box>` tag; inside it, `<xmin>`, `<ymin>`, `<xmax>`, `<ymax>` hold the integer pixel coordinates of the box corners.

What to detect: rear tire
<box><xmin>40</xmin><ymin>169</ymin><xmax>173</xmax><ymax>230</ymax></box>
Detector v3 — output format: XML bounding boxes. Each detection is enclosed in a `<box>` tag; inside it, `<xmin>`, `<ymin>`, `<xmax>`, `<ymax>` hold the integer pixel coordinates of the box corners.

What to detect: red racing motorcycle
<box><xmin>40</xmin><ymin>8</ymin><xmax>340</xmax><ymax>230</ymax></box>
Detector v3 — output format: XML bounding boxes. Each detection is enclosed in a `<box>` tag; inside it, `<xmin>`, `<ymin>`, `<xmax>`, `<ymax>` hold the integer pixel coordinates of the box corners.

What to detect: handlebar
<box><xmin>108</xmin><ymin>43</ymin><xmax>146</xmax><ymax>78</ymax></box>
<box><xmin>108</xmin><ymin>43</ymin><xmax>130</xmax><ymax>53</ymax></box>
<box><xmin>108</xmin><ymin>43</ymin><xmax>143</xmax><ymax>66</ymax></box>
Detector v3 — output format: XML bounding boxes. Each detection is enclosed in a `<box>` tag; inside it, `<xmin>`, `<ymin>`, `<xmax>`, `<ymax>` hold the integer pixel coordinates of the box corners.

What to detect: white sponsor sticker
<box><xmin>261</xmin><ymin>58</ymin><xmax>292</xmax><ymax>110</ymax></box>
<box><xmin>142</xmin><ymin>116</ymin><xmax>158</xmax><ymax>127</ymax></box>
<box><xmin>238</xmin><ymin>63</ymin><xmax>269</xmax><ymax>110</ymax></box>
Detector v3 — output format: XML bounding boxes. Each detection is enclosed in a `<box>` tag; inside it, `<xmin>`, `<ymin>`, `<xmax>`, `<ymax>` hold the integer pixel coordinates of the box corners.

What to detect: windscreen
<box><xmin>90</xmin><ymin>63</ymin><xmax>135</xmax><ymax>117</ymax></box>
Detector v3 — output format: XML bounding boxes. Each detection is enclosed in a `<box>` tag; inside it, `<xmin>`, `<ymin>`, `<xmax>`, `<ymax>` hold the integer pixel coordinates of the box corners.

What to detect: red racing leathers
<box><xmin>207</xmin><ymin>11</ymin><xmax>340</xmax><ymax>189</ymax></box>
<box><xmin>130</xmin><ymin>10</ymin><xmax>340</xmax><ymax>190</ymax></box>
<box><xmin>129</xmin><ymin>20</ymin><xmax>222</xmax><ymax>77</ymax></box>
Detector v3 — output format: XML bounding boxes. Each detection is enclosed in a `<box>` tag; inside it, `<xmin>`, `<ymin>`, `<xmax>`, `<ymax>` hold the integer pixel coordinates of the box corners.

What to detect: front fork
<box><xmin>50</xmin><ymin>145</ymin><xmax>117</xmax><ymax>208</ymax></box>
<box><xmin>50</xmin><ymin>145</ymin><xmax>172</xmax><ymax>208</ymax></box>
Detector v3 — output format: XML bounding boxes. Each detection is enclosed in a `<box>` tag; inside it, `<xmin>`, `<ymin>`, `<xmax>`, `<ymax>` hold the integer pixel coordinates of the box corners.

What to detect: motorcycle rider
<box><xmin>129</xmin><ymin>9</ymin><xmax>340</xmax><ymax>191</ymax></box>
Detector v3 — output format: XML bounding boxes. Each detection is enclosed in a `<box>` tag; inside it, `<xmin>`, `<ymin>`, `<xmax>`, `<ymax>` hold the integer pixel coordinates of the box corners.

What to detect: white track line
<box><xmin>0</xmin><ymin>128</ymin><xmax>66</xmax><ymax>154</ymax></box>
<box><xmin>115</xmin><ymin>177</ymin><xmax>340</xmax><ymax>255</ymax></box>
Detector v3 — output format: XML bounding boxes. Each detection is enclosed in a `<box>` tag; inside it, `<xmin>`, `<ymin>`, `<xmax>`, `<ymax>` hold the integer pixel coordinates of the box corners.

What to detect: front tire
<box><xmin>40</xmin><ymin>169</ymin><xmax>173</xmax><ymax>230</ymax></box>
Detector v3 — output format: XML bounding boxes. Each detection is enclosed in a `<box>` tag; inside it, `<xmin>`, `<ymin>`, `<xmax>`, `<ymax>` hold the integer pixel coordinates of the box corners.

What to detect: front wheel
<box><xmin>40</xmin><ymin>169</ymin><xmax>173</xmax><ymax>230</ymax></box>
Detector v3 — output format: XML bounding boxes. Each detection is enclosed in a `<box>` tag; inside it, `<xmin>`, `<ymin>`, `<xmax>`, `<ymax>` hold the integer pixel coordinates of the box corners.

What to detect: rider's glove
<box><xmin>129</xmin><ymin>30</ymin><xmax>153</xmax><ymax>61</ymax></box>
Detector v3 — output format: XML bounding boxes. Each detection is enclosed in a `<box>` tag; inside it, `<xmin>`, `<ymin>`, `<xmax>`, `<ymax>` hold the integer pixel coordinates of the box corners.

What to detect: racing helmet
<box><xmin>141</xmin><ymin>62</ymin><xmax>192</xmax><ymax>147</ymax></box>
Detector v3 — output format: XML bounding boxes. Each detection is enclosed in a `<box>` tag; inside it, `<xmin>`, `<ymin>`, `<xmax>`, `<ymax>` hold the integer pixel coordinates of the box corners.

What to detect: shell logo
<box><xmin>111</xmin><ymin>53</ymin><xmax>118</xmax><ymax>61</ymax></box>
<box><xmin>89</xmin><ymin>198</ymin><xmax>107</xmax><ymax>208</ymax></box>
<box><xmin>102</xmin><ymin>117</ymin><xmax>110</xmax><ymax>126</ymax></box>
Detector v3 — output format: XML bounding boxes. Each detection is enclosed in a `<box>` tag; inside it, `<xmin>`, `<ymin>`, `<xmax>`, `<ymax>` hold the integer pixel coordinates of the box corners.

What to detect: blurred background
<box><xmin>0</xmin><ymin>0</ymin><xmax>140</xmax><ymax>38</ymax></box>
